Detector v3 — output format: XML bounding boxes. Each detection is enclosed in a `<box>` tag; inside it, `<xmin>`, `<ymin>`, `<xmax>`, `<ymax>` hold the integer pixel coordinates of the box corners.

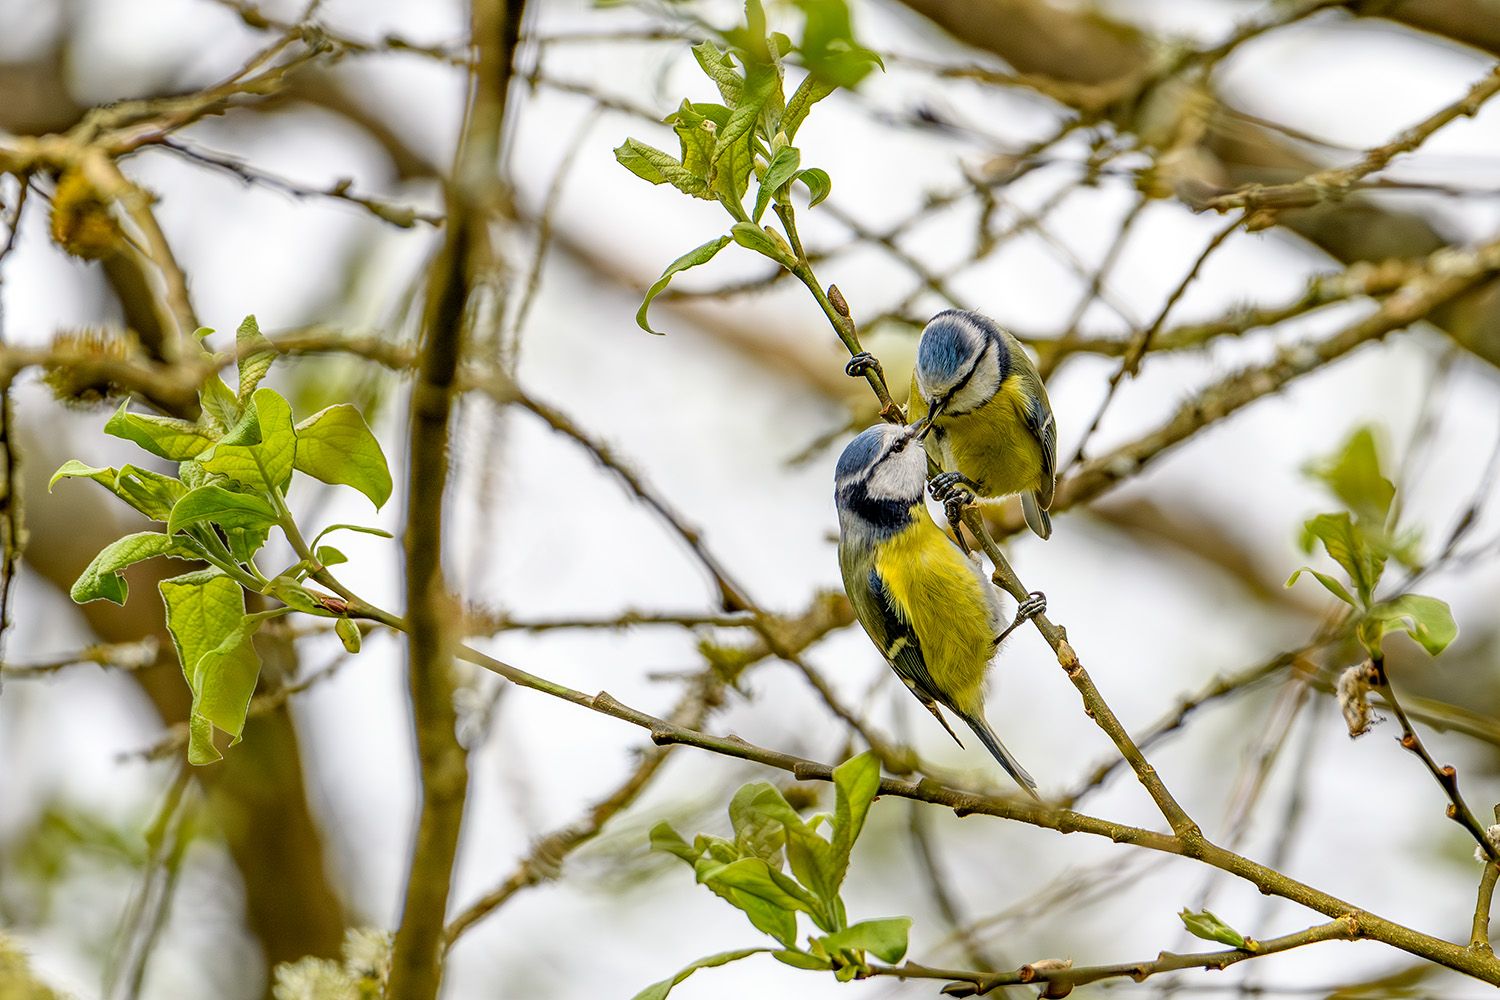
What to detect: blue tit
<box><xmin>835</xmin><ymin>422</ymin><xmax>1039</xmax><ymax>797</ymax></box>
<box><xmin>906</xmin><ymin>309</ymin><xmax>1058</xmax><ymax>540</ymax></box>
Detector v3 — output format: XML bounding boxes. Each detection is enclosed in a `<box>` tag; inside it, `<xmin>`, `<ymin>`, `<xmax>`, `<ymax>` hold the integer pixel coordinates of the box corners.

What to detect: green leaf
<box><xmin>649</xmin><ymin>822</ymin><xmax>702</xmax><ymax>866</ymax></box>
<box><xmin>49</xmin><ymin>460</ymin><xmax>118</xmax><ymax>492</ymax></box>
<box><xmin>114</xmin><ymin>465</ymin><xmax>188</xmax><ymax>522</ymax></box>
<box><xmin>187</xmin><ymin>715</ymin><xmax>218</xmax><ymax>766</ymax></box>
<box><xmin>71</xmin><ymin>531</ymin><xmax>200</xmax><ymax>605</ymax></box>
<box><xmin>1302</xmin><ymin>511</ymin><xmax>1380</xmax><ymax>605</ymax></box>
<box><xmin>168</xmin><ymin>485</ymin><xmax>278</xmax><ymax>537</ymax></box>
<box><xmin>315</xmin><ymin>545</ymin><xmax>347</xmax><ymax>567</ymax></box>
<box><xmin>695</xmin><ymin>857</ymin><xmax>802</xmax><ymax>946</ymax></box>
<box><xmin>159</xmin><ymin>571</ymin><xmax>261</xmax><ymax>765</ymax></box>
<box><xmin>264</xmin><ymin>577</ymin><xmax>325</xmax><ymax>615</ymax></box>
<box><xmin>104</xmin><ymin>403</ymin><xmax>216</xmax><ymax>461</ymax></box>
<box><xmin>629</xmin><ymin>949</ymin><xmax>770</xmax><ymax>1000</ymax></box>
<box><xmin>700</xmin><ymin>857</ymin><xmax>809</xmax><ymax>913</ymax></box>
<box><xmin>763</xmin><ymin>145</ymin><xmax>801</xmax><ymax>195</ymax></box>
<box><xmin>199</xmin><ymin>372</ymin><xmax>243</xmax><ymax>435</ymax></box>
<box><xmin>312</xmin><ymin>523</ymin><xmax>394</xmax><ymax>543</ymax></box>
<box><xmin>635</xmin><ymin>237</ymin><xmax>733</xmax><ymax>335</ymax></box>
<box><xmin>193</xmin><ymin>612</ymin><xmax>271</xmax><ymax>742</ymax></box>
<box><xmin>1370</xmin><ymin>594</ymin><xmax>1458</xmax><ymax>656</ymax></box>
<box><xmin>781</xmin><ymin>74</ymin><xmax>836</xmax><ymax>142</ymax></box>
<box><xmin>687</xmin><ymin>102</ymin><xmax>731</xmax><ymax>128</ymax></box>
<box><xmin>771</xmin><ymin>949</ymin><xmax>831</xmax><ymax>970</ymax></box>
<box><xmin>831</xmin><ymin>751</ymin><xmax>879</xmax><ymax>880</ymax></box>
<box><xmin>179</xmin><ymin>459</ymin><xmax>209</xmax><ymax>490</ymax></box>
<box><xmin>730</xmin><ymin>221</ymin><xmax>797</xmax><ymax>267</ymax></box>
<box><xmin>820</xmin><ymin>916</ymin><xmax>912</xmax><ymax>963</ymax></box>
<box><xmin>51</xmin><ymin>460</ymin><xmax>189</xmax><ymax>536</ymax></box>
<box><xmin>224</xmin><ymin>523</ymin><xmax>271</xmax><ymax>565</ymax></box>
<box><xmin>614</xmin><ymin>138</ymin><xmax>711</xmax><ymax>199</ymax></box>
<box><xmin>698</xmin><ymin>833</ymin><xmax>739</xmax><ymax>865</ymax></box>
<box><xmin>160</xmin><ymin>570</ymin><xmax>243</xmax><ymax>685</ymax></box>
<box><xmin>712</xmin><ymin>61</ymin><xmax>780</xmax><ymax>208</ymax></box>
<box><xmin>665</xmin><ymin>100</ymin><xmax>716</xmax><ymax>184</ymax></box>
<box><xmin>1285</xmin><ymin>567</ymin><xmax>1355</xmax><ymax>607</ymax></box>
<box><xmin>728</xmin><ymin>784</ymin><xmax>839</xmax><ymax>921</ymax></box>
<box><xmin>753</xmin><ymin>144</ymin><xmax>801</xmax><ymax>222</ymax></box>
<box><xmin>728</xmin><ymin>783</ymin><xmax>791</xmax><ymax>863</ymax></box>
<box><xmin>794</xmin><ymin>167</ymin><xmax>831</xmax><ymax>207</ymax></box>
<box><xmin>200</xmin><ymin>388</ymin><xmax>297</xmax><ymax>493</ymax></box>
<box><xmin>692</xmin><ymin>40</ymin><xmax>743</xmax><ymax>106</ymax></box>
<box><xmin>794</xmin><ymin>0</ymin><xmax>883</xmax><ymax>89</ymax></box>
<box><xmin>1307</xmin><ymin>427</ymin><xmax>1394</xmax><ymax>525</ymax></box>
<box><xmin>236</xmin><ymin>314</ymin><xmax>276</xmax><ymax>401</ymax></box>
<box><xmin>293</xmin><ymin>403</ymin><xmax>393</xmax><ymax>509</ymax></box>
<box><xmin>1179</xmin><ymin>908</ymin><xmax>1246</xmax><ymax>949</ymax></box>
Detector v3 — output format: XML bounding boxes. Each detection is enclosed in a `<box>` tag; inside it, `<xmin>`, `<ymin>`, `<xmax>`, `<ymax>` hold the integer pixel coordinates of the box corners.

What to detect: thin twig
<box><xmin>958</xmin><ymin>504</ymin><xmax>1201</xmax><ymax>840</ymax></box>
<box><xmin>908</xmin><ymin>800</ymin><xmax>1003</xmax><ymax>975</ymax></box>
<box><xmin>1202</xmin><ymin>61</ymin><xmax>1500</xmax><ymax>214</ymax></box>
<box><xmin>1056</xmin><ymin>643</ymin><xmax>1321</xmax><ymax>808</ymax></box>
<box><xmin>1052</xmin><ymin>241</ymin><xmax>1500</xmax><ymax>525</ymax></box>
<box><xmin>105</xmin><ymin>761</ymin><xmax>195</xmax><ymax>1000</ymax></box>
<box><xmin>3</xmin><ymin>639</ymin><xmax>163</xmax><ymax>677</ymax></box>
<box><xmin>874</xmin><ymin>917</ymin><xmax>1362</xmax><ymax>995</ymax></box>
<box><xmin>0</xmin><ymin>178</ymin><xmax>28</xmax><ymax>697</ymax></box>
<box><xmin>1372</xmin><ymin>653</ymin><xmax>1500</xmax><ymax>864</ymax></box>
<box><xmin>1064</xmin><ymin>212</ymin><xmax>1243</xmax><ymax>474</ymax></box>
<box><xmin>157</xmin><ymin>137</ymin><xmax>442</xmax><ymax>228</ymax></box>
<box><xmin>1472</xmin><ymin>857</ymin><xmax>1498</xmax><ymax>955</ymax></box>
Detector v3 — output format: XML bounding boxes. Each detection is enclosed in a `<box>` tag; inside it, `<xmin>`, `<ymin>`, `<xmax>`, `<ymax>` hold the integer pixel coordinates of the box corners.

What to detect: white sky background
<box><xmin>3</xmin><ymin>0</ymin><xmax>1500</xmax><ymax>997</ymax></box>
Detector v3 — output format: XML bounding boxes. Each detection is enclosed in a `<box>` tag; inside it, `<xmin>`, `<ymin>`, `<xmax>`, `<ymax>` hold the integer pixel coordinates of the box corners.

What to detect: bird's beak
<box><xmin>913</xmin><ymin>399</ymin><xmax>944</xmax><ymax>439</ymax></box>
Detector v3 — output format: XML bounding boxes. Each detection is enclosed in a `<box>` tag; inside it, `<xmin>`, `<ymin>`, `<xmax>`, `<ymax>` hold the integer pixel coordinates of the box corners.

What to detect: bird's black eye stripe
<box><xmin>940</xmin><ymin>336</ymin><xmax>1005</xmax><ymax>413</ymax></box>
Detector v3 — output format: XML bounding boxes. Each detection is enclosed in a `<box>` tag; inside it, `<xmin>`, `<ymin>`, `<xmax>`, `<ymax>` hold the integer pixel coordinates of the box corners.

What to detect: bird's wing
<box><xmin>866</xmin><ymin>569</ymin><xmax>946</xmax><ymax>709</ymax></box>
<box><xmin>1022</xmin><ymin>382</ymin><xmax>1057</xmax><ymax>509</ymax></box>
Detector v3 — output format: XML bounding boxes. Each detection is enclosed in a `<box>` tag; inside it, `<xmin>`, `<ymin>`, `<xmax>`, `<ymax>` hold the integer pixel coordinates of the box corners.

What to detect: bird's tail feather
<box><xmin>921</xmin><ymin>699</ymin><xmax>967</xmax><ymax>749</ymax></box>
<box><xmin>1021</xmin><ymin>491</ymin><xmax>1052</xmax><ymax>540</ymax></box>
<box><xmin>962</xmin><ymin>714</ymin><xmax>1039</xmax><ymax>799</ymax></box>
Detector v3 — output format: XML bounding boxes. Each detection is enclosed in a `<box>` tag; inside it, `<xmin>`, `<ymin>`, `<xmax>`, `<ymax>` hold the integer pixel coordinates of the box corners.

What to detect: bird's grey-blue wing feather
<box><xmin>865</xmin><ymin>568</ymin><xmax>946</xmax><ymax>709</ymax></box>
<box><xmin>1023</xmin><ymin>385</ymin><xmax>1056</xmax><ymax>486</ymax></box>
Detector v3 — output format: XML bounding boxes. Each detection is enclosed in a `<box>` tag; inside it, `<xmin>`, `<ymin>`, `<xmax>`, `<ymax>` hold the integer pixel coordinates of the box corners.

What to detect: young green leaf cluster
<box><xmin>635</xmin><ymin>752</ymin><xmax>910</xmax><ymax>998</ymax></box>
<box><xmin>1287</xmin><ymin>427</ymin><xmax>1456</xmax><ymax>657</ymax></box>
<box><xmin>614</xmin><ymin>0</ymin><xmax>878</xmax><ymax>334</ymax></box>
<box><xmin>50</xmin><ymin>316</ymin><xmax>393</xmax><ymax>764</ymax></box>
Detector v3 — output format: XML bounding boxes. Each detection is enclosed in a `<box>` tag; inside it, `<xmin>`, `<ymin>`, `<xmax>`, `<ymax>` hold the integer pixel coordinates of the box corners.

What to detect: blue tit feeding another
<box><xmin>835</xmin><ymin>422</ymin><xmax>1039</xmax><ymax>796</ymax></box>
<box><xmin>906</xmin><ymin>309</ymin><xmax>1058</xmax><ymax>540</ymax></box>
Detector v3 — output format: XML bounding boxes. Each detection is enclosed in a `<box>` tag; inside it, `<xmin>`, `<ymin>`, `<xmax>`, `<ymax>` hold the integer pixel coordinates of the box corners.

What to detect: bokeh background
<box><xmin>3</xmin><ymin>0</ymin><xmax>1500</xmax><ymax>997</ymax></box>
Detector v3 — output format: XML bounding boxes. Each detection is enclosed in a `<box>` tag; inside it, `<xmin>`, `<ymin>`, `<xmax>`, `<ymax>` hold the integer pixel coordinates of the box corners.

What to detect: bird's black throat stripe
<box><xmin>838</xmin><ymin>481</ymin><xmax>914</xmax><ymax>533</ymax></box>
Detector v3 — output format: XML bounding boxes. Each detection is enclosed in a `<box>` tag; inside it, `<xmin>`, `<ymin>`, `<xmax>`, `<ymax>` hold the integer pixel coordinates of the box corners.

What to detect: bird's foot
<box><xmin>996</xmin><ymin>590</ymin><xmax>1046</xmax><ymax>644</ymax></box>
<box><xmin>845</xmin><ymin>352</ymin><xmax>883</xmax><ymax>380</ymax></box>
<box><xmin>929</xmin><ymin>470</ymin><xmax>979</xmax><ymax>502</ymax></box>
<box><xmin>930</xmin><ymin>472</ymin><xmax>979</xmax><ymax>524</ymax></box>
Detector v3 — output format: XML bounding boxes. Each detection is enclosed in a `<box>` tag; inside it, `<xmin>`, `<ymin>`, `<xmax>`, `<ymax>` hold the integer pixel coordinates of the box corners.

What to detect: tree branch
<box><xmin>874</xmin><ymin>916</ymin><xmax>1362</xmax><ymax>995</ymax></box>
<box><xmin>386</xmin><ymin>1</ymin><xmax>526</xmax><ymax>996</ymax></box>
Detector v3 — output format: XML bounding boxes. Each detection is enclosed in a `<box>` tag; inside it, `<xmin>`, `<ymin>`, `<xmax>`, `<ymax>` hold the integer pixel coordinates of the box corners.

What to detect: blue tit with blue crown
<box><xmin>835</xmin><ymin>421</ymin><xmax>1042</xmax><ymax>797</ymax></box>
<box><xmin>905</xmin><ymin>309</ymin><xmax>1058</xmax><ymax>540</ymax></box>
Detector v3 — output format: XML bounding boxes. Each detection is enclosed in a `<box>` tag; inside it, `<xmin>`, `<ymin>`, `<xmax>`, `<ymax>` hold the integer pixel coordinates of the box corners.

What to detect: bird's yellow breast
<box><xmin>908</xmin><ymin>374</ymin><xmax>1045</xmax><ymax>499</ymax></box>
<box><xmin>873</xmin><ymin>510</ymin><xmax>997</xmax><ymax>716</ymax></box>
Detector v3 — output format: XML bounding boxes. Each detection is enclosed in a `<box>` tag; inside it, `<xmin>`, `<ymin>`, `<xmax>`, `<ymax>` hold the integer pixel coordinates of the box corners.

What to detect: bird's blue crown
<box><xmin>835</xmin><ymin>423</ymin><xmax>900</xmax><ymax>483</ymax></box>
<box><xmin>916</xmin><ymin>311</ymin><xmax>983</xmax><ymax>382</ymax></box>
